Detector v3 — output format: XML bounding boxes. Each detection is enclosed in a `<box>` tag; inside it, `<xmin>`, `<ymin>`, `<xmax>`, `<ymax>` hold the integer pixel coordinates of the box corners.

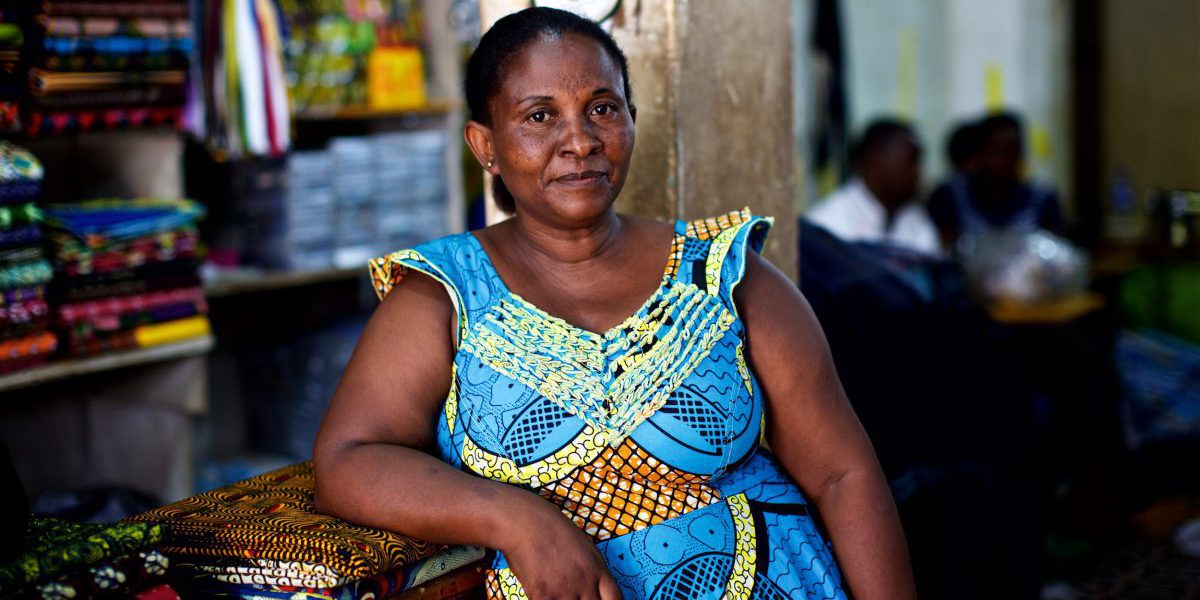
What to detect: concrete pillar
<box><xmin>480</xmin><ymin>0</ymin><xmax>799</xmax><ymax>278</ymax></box>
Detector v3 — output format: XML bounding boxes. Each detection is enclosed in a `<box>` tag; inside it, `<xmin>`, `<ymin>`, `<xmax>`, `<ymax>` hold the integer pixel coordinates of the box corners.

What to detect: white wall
<box><xmin>838</xmin><ymin>0</ymin><xmax>1073</xmax><ymax>211</ymax></box>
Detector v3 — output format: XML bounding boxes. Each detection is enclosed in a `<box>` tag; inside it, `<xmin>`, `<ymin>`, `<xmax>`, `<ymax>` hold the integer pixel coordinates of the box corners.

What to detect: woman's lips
<box><xmin>553</xmin><ymin>170</ymin><xmax>607</xmax><ymax>186</ymax></box>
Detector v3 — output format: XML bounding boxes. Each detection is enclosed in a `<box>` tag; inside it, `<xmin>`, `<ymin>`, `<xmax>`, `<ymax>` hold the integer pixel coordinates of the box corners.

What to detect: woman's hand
<box><xmin>495</xmin><ymin>493</ymin><xmax>623</xmax><ymax>600</ymax></box>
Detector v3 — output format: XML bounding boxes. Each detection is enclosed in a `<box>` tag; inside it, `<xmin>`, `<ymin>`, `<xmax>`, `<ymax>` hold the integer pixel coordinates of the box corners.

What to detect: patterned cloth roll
<box><xmin>125</xmin><ymin>462</ymin><xmax>445</xmax><ymax>585</ymax></box>
<box><xmin>0</xmin><ymin>259</ymin><xmax>53</xmax><ymax>290</ymax></box>
<box><xmin>0</xmin><ymin>518</ymin><xmax>164</xmax><ymax>591</ymax></box>
<box><xmin>32</xmin><ymin>550</ymin><xmax>170</xmax><ymax>600</ymax></box>
<box><xmin>0</xmin><ymin>225</ymin><xmax>43</xmax><ymax>249</ymax></box>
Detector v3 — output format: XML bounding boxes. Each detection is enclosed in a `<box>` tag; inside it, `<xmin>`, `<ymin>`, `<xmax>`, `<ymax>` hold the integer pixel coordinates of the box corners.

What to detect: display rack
<box><xmin>0</xmin><ymin>335</ymin><xmax>214</xmax><ymax>394</ymax></box>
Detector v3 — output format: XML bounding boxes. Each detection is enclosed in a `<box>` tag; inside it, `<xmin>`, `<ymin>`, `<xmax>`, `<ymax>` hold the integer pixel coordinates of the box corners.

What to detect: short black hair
<box><xmin>851</xmin><ymin>119</ymin><xmax>918</xmax><ymax>166</ymax></box>
<box><xmin>465</xmin><ymin>8</ymin><xmax>632</xmax><ymax>213</ymax></box>
<box><xmin>977</xmin><ymin>111</ymin><xmax>1024</xmax><ymax>143</ymax></box>
<box><xmin>946</xmin><ymin>120</ymin><xmax>981</xmax><ymax>167</ymax></box>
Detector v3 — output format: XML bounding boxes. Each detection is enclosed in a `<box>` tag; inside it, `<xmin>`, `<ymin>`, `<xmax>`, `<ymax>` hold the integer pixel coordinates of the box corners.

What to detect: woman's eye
<box><xmin>593</xmin><ymin>103</ymin><xmax>617</xmax><ymax>116</ymax></box>
<box><xmin>528</xmin><ymin>111</ymin><xmax>549</xmax><ymax>123</ymax></box>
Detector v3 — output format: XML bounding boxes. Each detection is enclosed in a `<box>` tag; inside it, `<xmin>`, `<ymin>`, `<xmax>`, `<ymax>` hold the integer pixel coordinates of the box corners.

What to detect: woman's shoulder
<box><xmin>368</xmin><ymin>231</ymin><xmax>480</xmax><ymax>302</ymax></box>
<box><xmin>679</xmin><ymin>207</ymin><xmax>770</xmax><ymax>239</ymax></box>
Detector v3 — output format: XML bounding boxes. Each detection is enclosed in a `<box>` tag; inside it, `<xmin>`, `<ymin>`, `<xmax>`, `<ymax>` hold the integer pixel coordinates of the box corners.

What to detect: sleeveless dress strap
<box><xmin>368</xmin><ymin>232</ymin><xmax>474</xmax><ymax>341</ymax></box>
<box><xmin>680</xmin><ymin>208</ymin><xmax>774</xmax><ymax>318</ymax></box>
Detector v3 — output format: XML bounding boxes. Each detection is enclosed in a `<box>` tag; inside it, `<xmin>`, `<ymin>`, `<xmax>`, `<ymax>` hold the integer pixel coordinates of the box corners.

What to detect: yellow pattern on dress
<box><xmin>724</xmin><ymin>494</ymin><xmax>757</xmax><ymax>600</ymax></box>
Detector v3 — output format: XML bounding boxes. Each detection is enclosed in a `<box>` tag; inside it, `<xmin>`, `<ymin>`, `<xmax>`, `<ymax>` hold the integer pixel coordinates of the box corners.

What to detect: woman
<box><xmin>314</xmin><ymin>7</ymin><xmax>915</xmax><ymax>599</ymax></box>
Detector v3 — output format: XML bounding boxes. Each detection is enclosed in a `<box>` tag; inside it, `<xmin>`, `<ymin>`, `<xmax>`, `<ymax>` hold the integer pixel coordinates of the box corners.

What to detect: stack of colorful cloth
<box><xmin>0</xmin><ymin>517</ymin><xmax>179</xmax><ymax>599</ymax></box>
<box><xmin>126</xmin><ymin>462</ymin><xmax>487</xmax><ymax>600</ymax></box>
<box><xmin>0</xmin><ymin>141</ymin><xmax>55</xmax><ymax>373</ymax></box>
<box><xmin>0</xmin><ymin>15</ymin><xmax>22</xmax><ymax>133</ymax></box>
<box><xmin>8</xmin><ymin>0</ymin><xmax>191</xmax><ymax>136</ymax></box>
<box><xmin>41</xmin><ymin>198</ymin><xmax>209</xmax><ymax>357</ymax></box>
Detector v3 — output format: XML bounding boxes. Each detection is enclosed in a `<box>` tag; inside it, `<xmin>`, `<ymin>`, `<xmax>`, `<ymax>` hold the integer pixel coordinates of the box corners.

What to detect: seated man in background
<box><xmin>928</xmin><ymin>111</ymin><xmax>1065</xmax><ymax>248</ymax></box>
<box><xmin>807</xmin><ymin>119</ymin><xmax>941</xmax><ymax>255</ymax></box>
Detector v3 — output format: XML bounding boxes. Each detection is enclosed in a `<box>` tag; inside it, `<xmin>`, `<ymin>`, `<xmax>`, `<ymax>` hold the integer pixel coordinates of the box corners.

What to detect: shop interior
<box><xmin>0</xmin><ymin>0</ymin><xmax>1198</xmax><ymax>598</ymax></box>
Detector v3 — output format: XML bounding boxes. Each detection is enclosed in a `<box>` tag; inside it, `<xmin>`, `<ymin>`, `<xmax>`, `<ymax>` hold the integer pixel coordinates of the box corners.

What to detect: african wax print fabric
<box><xmin>0</xmin><ymin>203</ymin><xmax>40</xmax><ymax>230</ymax></box>
<box><xmin>30</xmin><ymin>550</ymin><xmax>169</xmax><ymax>600</ymax></box>
<box><xmin>57</xmin><ymin>287</ymin><xmax>205</xmax><ymax>325</ymax></box>
<box><xmin>133</xmin><ymin>583</ymin><xmax>181</xmax><ymax>600</ymax></box>
<box><xmin>0</xmin><ymin>260</ymin><xmax>52</xmax><ymax>291</ymax></box>
<box><xmin>178</xmin><ymin>545</ymin><xmax>486</xmax><ymax>600</ymax></box>
<box><xmin>0</xmin><ymin>142</ymin><xmax>43</xmax><ymax>204</ymax></box>
<box><xmin>57</xmin><ymin>272</ymin><xmax>201</xmax><ymax>303</ymax></box>
<box><xmin>125</xmin><ymin>462</ymin><xmax>446</xmax><ymax>586</ymax></box>
<box><xmin>0</xmin><ymin>285</ymin><xmax>44</xmax><ymax>308</ymax></box>
<box><xmin>0</xmin><ymin>226</ymin><xmax>43</xmax><ymax>250</ymax></box>
<box><xmin>48</xmin><ymin>227</ymin><xmax>199</xmax><ymax>277</ymax></box>
<box><xmin>40</xmin><ymin>199</ymin><xmax>203</xmax><ymax>245</ymax></box>
<box><xmin>0</xmin><ymin>517</ymin><xmax>163</xmax><ymax>592</ymax></box>
<box><xmin>369</xmin><ymin>209</ymin><xmax>848</xmax><ymax>600</ymax></box>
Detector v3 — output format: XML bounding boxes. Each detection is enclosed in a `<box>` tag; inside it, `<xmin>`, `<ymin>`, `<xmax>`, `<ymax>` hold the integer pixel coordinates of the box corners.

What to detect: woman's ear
<box><xmin>464</xmin><ymin>121</ymin><xmax>498</xmax><ymax>175</ymax></box>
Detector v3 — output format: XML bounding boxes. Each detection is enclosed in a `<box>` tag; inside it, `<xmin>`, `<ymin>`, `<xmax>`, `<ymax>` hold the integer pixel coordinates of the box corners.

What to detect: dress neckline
<box><xmin>465</xmin><ymin>219</ymin><xmax>684</xmax><ymax>342</ymax></box>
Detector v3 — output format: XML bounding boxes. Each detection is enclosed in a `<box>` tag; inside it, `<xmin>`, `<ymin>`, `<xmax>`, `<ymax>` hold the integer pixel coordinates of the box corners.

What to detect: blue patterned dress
<box><xmin>369</xmin><ymin>209</ymin><xmax>847</xmax><ymax>599</ymax></box>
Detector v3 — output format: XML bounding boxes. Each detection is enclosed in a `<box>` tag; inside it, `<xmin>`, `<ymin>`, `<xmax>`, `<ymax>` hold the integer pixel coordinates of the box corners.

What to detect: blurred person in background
<box><xmin>807</xmin><ymin>119</ymin><xmax>941</xmax><ymax>255</ymax></box>
<box><xmin>928</xmin><ymin>111</ymin><xmax>1065</xmax><ymax>249</ymax></box>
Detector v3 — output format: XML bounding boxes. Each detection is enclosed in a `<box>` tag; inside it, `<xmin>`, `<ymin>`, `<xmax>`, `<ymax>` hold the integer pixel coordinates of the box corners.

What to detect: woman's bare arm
<box><xmin>312</xmin><ymin>272</ymin><xmax>622</xmax><ymax>599</ymax></box>
<box><xmin>313</xmin><ymin>271</ymin><xmax>532</xmax><ymax>546</ymax></box>
<box><xmin>736</xmin><ymin>253</ymin><xmax>917</xmax><ymax>600</ymax></box>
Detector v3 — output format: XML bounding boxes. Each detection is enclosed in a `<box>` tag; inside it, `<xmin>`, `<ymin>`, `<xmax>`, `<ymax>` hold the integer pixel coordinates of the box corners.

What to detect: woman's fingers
<box><xmin>598</xmin><ymin>575</ymin><xmax>623</xmax><ymax>600</ymax></box>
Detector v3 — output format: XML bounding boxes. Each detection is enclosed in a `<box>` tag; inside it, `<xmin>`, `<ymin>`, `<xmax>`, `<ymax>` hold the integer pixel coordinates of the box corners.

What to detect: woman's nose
<box><xmin>559</xmin><ymin>116</ymin><xmax>602</xmax><ymax>158</ymax></box>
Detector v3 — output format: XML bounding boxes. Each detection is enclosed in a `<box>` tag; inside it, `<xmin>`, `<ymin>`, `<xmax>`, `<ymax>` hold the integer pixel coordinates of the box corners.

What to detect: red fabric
<box><xmin>134</xmin><ymin>583</ymin><xmax>181</xmax><ymax>600</ymax></box>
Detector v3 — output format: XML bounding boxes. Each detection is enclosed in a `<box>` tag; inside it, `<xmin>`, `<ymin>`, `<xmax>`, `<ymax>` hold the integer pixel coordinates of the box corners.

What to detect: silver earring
<box><xmin>486</xmin><ymin>159</ymin><xmax>494</xmax><ymax>169</ymax></box>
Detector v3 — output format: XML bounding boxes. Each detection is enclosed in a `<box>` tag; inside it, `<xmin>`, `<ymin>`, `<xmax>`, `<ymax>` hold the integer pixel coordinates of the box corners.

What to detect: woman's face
<box><xmin>470</xmin><ymin>32</ymin><xmax>635</xmax><ymax>224</ymax></box>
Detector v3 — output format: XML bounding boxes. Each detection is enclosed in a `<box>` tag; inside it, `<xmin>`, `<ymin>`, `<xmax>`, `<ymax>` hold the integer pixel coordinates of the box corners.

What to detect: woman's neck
<box><xmin>508</xmin><ymin>210</ymin><xmax>625</xmax><ymax>269</ymax></box>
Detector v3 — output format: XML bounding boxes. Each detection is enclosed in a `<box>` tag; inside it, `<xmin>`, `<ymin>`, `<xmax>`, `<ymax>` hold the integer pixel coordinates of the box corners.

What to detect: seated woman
<box><xmin>314</xmin><ymin>7</ymin><xmax>914</xmax><ymax>599</ymax></box>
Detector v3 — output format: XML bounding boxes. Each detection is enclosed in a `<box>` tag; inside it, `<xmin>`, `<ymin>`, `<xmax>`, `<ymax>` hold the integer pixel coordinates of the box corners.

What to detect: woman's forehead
<box><xmin>497</xmin><ymin>32</ymin><xmax>624</xmax><ymax>101</ymax></box>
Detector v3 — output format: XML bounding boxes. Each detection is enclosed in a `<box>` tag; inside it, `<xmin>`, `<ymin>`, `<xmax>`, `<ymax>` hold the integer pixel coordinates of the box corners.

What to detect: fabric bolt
<box><xmin>41</xmin><ymin>199</ymin><xmax>204</xmax><ymax>245</ymax></box>
<box><xmin>0</xmin><ymin>517</ymin><xmax>164</xmax><ymax>591</ymax></box>
<box><xmin>26</xmin><ymin>107</ymin><xmax>185</xmax><ymax>137</ymax></box>
<box><xmin>52</xmin><ymin>257</ymin><xmax>200</xmax><ymax>291</ymax></box>
<box><xmin>31</xmin><ymin>550</ymin><xmax>170</xmax><ymax>600</ymax></box>
<box><xmin>125</xmin><ymin>462</ymin><xmax>445</xmax><ymax>585</ymax></box>
<box><xmin>57</xmin><ymin>287</ymin><xmax>205</xmax><ymax>325</ymax></box>
<box><xmin>53</xmin><ymin>229</ymin><xmax>200</xmax><ymax>277</ymax></box>
<box><xmin>0</xmin><ymin>225</ymin><xmax>44</xmax><ymax>249</ymax></box>
<box><xmin>63</xmin><ymin>298</ymin><xmax>205</xmax><ymax>340</ymax></box>
<box><xmin>0</xmin><ymin>246</ymin><xmax>45</xmax><ymax>267</ymax></box>
<box><xmin>0</xmin><ymin>260</ymin><xmax>53</xmax><ymax>290</ymax></box>
<box><xmin>58</xmin><ymin>272</ymin><xmax>202</xmax><ymax>303</ymax></box>
<box><xmin>0</xmin><ymin>141</ymin><xmax>45</xmax><ymax>185</ymax></box>
<box><xmin>0</xmin><ymin>297</ymin><xmax>50</xmax><ymax>326</ymax></box>
<box><xmin>65</xmin><ymin>315</ymin><xmax>210</xmax><ymax>357</ymax></box>
<box><xmin>0</xmin><ymin>203</ymin><xmax>41</xmax><ymax>230</ymax></box>
<box><xmin>133</xmin><ymin>583</ymin><xmax>181</xmax><ymax>600</ymax></box>
<box><xmin>0</xmin><ymin>285</ymin><xmax>45</xmax><ymax>308</ymax></box>
<box><xmin>66</xmin><ymin>328</ymin><xmax>137</xmax><ymax>357</ymax></box>
<box><xmin>368</xmin><ymin>209</ymin><xmax>847</xmax><ymax>600</ymax></box>
<box><xmin>47</xmin><ymin>226</ymin><xmax>197</xmax><ymax>261</ymax></box>
<box><xmin>0</xmin><ymin>181</ymin><xmax>42</xmax><ymax>204</ymax></box>
<box><xmin>176</xmin><ymin>545</ymin><xmax>486</xmax><ymax>599</ymax></box>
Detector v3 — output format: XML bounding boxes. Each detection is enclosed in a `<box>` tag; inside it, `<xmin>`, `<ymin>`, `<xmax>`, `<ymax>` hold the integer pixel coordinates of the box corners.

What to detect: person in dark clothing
<box><xmin>927</xmin><ymin>112</ymin><xmax>1065</xmax><ymax>249</ymax></box>
<box><xmin>944</xmin><ymin>120</ymin><xmax>982</xmax><ymax>173</ymax></box>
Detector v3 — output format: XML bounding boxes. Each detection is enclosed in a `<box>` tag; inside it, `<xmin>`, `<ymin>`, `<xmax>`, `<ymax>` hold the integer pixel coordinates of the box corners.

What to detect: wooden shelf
<box><xmin>0</xmin><ymin>335</ymin><xmax>214</xmax><ymax>394</ymax></box>
<box><xmin>204</xmin><ymin>266</ymin><xmax>365</xmax><ymax>298</ymax></box>
<box><xmin>293</xmin><ymin>100</ymin><xmax>459</xmax><ymax>122</ymax></box>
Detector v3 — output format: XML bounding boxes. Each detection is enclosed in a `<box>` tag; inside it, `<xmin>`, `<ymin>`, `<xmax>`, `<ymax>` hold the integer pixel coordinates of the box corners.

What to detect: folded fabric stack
<box><xmin>0</xmin><ymin>141</ymin><xmax>56</xmax><ymax>373</ymax></box>
<box><xmin>0</xmin><ymin>16</ymin><xmax>22</xmax><ymax>133</ymax></box>
<box><xmin>41</xmin><ymin>198</ymin><xmax>209</xmax><ymax>357</ymax></box>
<box><xmin>0</xmin><ymin>517</ymin><xmax>179</xmax><ymax>599</ymax></box>
<box><xmin>126</xmin><ymin>462</ymin><xmax>487</xmax><ymax>600</ymax></box>
<box><xmin>12</xmin><ymin>0</ymin><xmax>191</xmax><ymax>136</ymax></box>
